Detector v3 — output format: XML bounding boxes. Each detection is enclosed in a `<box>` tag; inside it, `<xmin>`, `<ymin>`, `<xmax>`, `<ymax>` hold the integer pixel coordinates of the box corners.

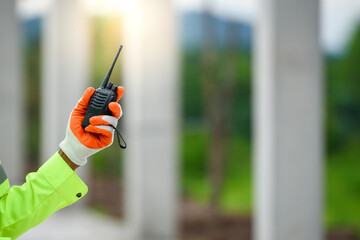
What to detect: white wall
<box><xmin>123</xmin><ymin>0</ymin><xmax>180</xmax><ymax>239</ymax></box>
<box><xmin>254</xmin><ymin>0</ymin><xmax>324</xmax><ymax>239</ymax></box>
<box><xmin>0</xmin><ymin>0</ymin><xmax>23</xmax><ymax>186</ymax></box>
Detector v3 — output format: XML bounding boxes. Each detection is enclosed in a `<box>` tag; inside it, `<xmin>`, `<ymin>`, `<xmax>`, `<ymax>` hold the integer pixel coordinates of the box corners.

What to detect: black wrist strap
<box><xmin>111</xmin><ymin>126</ymin><xmax>127</xmax><ymax>149</ymax></box>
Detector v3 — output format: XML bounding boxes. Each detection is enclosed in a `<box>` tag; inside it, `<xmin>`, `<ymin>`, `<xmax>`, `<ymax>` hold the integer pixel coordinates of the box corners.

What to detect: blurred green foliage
<box><xmin>182</xmin><ymin>50</ymin><xmax>252</xmax><ymax>137</ymax></box>
<box><xmin>325</xmin><ymin>23</ymin><xmax>360</xmax><ymax>232</ymax></box>
<box><xmin>182</xmin><ymin>126</ymin><xmax>252</xmax><ymax>213</ymax></box>
<box><xmin>181</xmin><ymin>48</ymin><xmax>252</xmax><ymax>213</ymax></box>
<box><xmin>327</xmin><ymin>23</ymin><xmax>360</xmax><ymax>153</ymax></box>
<box><xmin>326</xmin><ymin>139</ymin><xmax>360</xmax><ymax>231</ymax></box>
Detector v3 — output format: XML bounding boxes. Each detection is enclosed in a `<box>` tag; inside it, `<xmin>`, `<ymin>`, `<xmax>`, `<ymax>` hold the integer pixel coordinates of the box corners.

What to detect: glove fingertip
<box><xmin>116</xmin><ymin>87</ymin><xmax>125</xmax><ymax>102</ymax></box>
<box><xmin>84</xmin><ymin>125</ymin><xmax>95</xmax><ymax>133</ymax></box>
<box><xmin>89</xmin><ymin>115</ymin><xmax>102</xmax><ymax>125</ymax></box>
<box><xmin>79</xmin><ymin>87</ymin><xmax>96</xmax><ymax>108</ymax></box>
<box><xmin>109</xmin><ymin>102</ymin><xmax>122</xmax><ymax>119</ymax></box>
<box><xmin>84</xmin><ymin>87</ymin><xmax>95</xmax><ymax>97</ymax></box>
<box><xmin>87</xmin><ymin>87</ymin><xmax>95</xmax><ymax>92</ymax></box>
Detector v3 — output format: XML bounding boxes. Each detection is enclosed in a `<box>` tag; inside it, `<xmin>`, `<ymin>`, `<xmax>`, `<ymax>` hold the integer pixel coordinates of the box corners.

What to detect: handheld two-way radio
<box><xmin>82</xmin><ymin>45</ymin><xmax>126</xmax><ymax>149</ymax></box>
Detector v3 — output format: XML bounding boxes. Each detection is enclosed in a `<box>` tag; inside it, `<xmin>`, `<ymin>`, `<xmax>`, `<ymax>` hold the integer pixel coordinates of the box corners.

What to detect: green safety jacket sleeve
<box><xmin>0</xmin><ymin>151</ymin><xmax>88</xmax><ymax>240</ymax></box>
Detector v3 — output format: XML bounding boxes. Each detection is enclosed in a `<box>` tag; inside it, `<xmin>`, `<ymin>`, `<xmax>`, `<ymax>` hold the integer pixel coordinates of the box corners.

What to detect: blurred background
<box><xmin>0</xmin><ymin>0</ymin><xmax>360</xmax><ymax>239</ymax></box>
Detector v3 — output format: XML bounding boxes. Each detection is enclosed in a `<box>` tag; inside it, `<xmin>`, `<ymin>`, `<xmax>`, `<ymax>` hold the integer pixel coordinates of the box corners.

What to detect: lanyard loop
<box><xmin>112</xmin><ymin>126</ymin><xmax>127</xmax><ymax>149</ymax></box>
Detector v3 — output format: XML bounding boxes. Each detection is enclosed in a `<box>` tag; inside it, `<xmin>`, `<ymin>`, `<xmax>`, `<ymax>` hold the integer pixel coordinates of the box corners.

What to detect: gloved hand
<box><xmin>59</xmin><ymin>87</ymin><xmax>124</xmax><ymax>166</ymax></box>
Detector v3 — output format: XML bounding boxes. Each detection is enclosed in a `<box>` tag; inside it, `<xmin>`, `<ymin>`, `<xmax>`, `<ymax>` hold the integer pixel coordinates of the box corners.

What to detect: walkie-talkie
<box><xmin>82</xmin><ymin>45</ymin><xmax>123</xmax><ymax>129</ymax></box>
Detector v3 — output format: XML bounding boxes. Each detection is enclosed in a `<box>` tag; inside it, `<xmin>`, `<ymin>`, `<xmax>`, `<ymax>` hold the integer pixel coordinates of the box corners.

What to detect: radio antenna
<box><xmin>100</xmin><ymin>45</ymin><xmax>123</xmax><ymax>89</ymax></box>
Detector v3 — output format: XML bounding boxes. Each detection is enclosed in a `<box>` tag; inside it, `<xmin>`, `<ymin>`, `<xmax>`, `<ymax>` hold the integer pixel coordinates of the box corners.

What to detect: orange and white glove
<box><xmin>59</xmin><ymin>87</ymin><xmax>124</xmax><ymax>166</ymax></box>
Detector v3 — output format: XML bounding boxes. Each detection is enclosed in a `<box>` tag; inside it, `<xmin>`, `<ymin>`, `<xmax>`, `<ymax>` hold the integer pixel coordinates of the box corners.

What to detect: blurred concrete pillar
<box><xmin>123</xmin><ymin>0</ymin><xmax>179</xmax><ymax>239</ymax></box>
<box><xmin>254</xmin><ymin>0</ymin><xmax>323</xmax><ymax>239</ymax></box>
<box><xmin>0</xmin><ymin>0</ymin><xmax>23</xmax><ymax>185</ymax></box>
<box><xmin>41</xmin><ymin>0</ymin><xmax>90</xmax><ymax>170</ymax></box>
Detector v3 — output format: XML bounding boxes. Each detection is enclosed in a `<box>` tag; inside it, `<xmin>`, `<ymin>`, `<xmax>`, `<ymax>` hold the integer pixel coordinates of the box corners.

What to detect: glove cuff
<box><xmin>59</xmin><ymin>139</ymin><xmax>88</xmax><ymax>166</ymax></box>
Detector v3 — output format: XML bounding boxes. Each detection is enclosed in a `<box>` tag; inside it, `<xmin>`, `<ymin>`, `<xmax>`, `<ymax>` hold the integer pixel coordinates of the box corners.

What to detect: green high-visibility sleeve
<box><xmin>0</xmin><ymin>152</ymin><xmax>88</xmax><ymax>239</ymax></box>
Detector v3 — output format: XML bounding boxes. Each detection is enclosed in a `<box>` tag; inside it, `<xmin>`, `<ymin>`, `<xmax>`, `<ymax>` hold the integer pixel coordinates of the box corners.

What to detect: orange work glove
<box><xmin>59</xmin><ymin>87</ymin><xmax>124</xmax><ymax>166</ymax></box>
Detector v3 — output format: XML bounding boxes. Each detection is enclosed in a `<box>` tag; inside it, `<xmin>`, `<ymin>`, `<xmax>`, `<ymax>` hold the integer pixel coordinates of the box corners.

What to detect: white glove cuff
<box><xmin>59</xmin><ymin>139</ymin><xmax>88</xmax><ymax>166</ymax></box>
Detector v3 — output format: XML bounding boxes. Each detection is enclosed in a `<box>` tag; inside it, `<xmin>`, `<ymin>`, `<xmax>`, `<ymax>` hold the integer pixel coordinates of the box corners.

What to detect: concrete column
<box><xmin>0</xmin><ymin>0</ymin><xmax>23</xmax><ymax>185</ymax></box>
<box><xmin>123</xmin><ymin>0</ymin><xmax>179</xmax><ymax>239</ymax></box>
<box><xmin>41</xmin><ymin>0</ymin><xmax>90</xmax><ymax>163</ymax></box>
<box><xmin>254</xmin><ymin>0</ymin><xmax>323</xmax><ymax>239</ymax></box>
